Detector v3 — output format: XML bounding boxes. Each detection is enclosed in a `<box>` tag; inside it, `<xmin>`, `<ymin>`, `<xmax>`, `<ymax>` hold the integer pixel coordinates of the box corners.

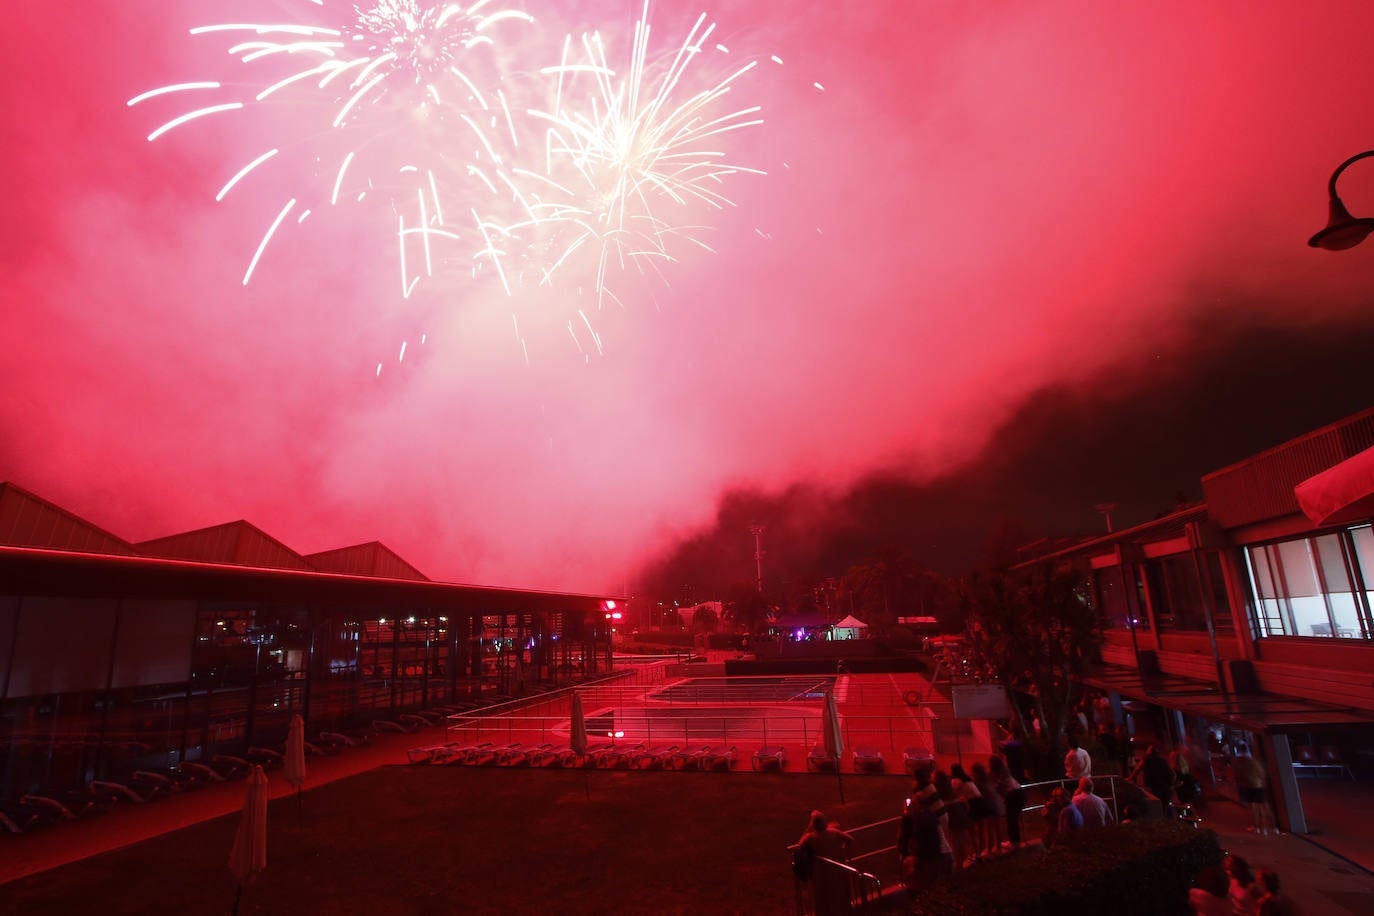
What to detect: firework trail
<box><xmin>129</xmin><ymin>1</ymin><xmax>773</xmax><ymax>359</ymax></box>
<box><xmin>128</xmin><ymin>1</ymin><xmax>532</xmax><ymax>290</ymax></box>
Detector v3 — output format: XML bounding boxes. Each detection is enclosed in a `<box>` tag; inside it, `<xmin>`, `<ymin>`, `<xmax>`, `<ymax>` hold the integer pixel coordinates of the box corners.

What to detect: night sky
<box><xmin>5</xmin><ymin>1</ymin><xmax>1374</xmax><ymax>594</ymax></box>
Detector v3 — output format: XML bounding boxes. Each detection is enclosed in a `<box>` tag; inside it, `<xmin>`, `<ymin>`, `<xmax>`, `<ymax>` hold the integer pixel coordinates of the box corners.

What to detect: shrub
<box><xmin>910</xmin><ymin>821</ymin><xmax>1221</xmax><ymax>916</ymax></box>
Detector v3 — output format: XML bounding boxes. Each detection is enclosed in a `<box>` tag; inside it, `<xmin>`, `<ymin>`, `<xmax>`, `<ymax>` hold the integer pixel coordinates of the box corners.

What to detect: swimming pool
<box><xmin>585</xmin><ymin>704</ymin><xmax>821</xmax><ymax>743</ymax></box>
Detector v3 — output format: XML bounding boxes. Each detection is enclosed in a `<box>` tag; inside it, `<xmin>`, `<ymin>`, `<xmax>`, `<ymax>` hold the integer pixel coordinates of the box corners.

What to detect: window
<box><xmin>1244</xmin><ymin>527</ymin><xmax>1374</xmax><ymax>640</ymax></box>
<box><xmin>1093</xmin><ymin>566</ymin><xmax>1149</xmax><ymax>631</ymax></box>
<box><xmin>1144</xmin><ymin>555</ymin><xmax>1209</xmax><ymax>631</ymax></box>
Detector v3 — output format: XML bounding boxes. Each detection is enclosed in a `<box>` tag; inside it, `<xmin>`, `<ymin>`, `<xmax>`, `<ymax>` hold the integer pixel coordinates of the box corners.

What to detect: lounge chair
<box><xmin>318</xmin><ymin>730</ymin><xmax>369</xmax><ymax>750</ymax></box>
<box><xmin>373</xmin><ymin>718</ymin><xmax>414</xmax><ymax>735</ymax></box>
<box><xmin>399</xmin><ymin>713</ymin><xmax>433</xmax><ymax>730</ymax></box>
<box><xmin>466</xmin><ymin>743</ymin><xmax>521</xmax><ymax>766</ymax></box>
<box><xmin>406</xmin><ymin>743</ymin><xmax>453</xmax><ymax>765</ymax></box>
<box><xmin>433</xmin><ymin>742</ymin><xmax>494</xmax><ymax>765</ymax></box>
<box><xmin>902</xmin><ymin>747</ymin><xmax>935</xmax><ymax>777</ymax></box>
<box><xmin>702</xmin><ymin>746</ymin><xmax>738</xmax><ymax>772</ymax></box>
<box><xmin>0</xmin><ymin>808</ymin><xmax>42</xmax><ymax>834</ymax></box>
<box><xmin>852</xmin><ymin>747</ymin><xmax>885</xmax><ymax>774</ymax></box>
<box><xmin>19</xmin><ymin>794</ymin><xmax>84</xmax><ymax>821</ymax></box>
<box><xmin>246</xmin><ymin>746</ymin><xmax>284</xmax><ymax>768</ymax></box>
<box><xmin>568</xmin><ymin>742</ymin><xmax>614</xmax><ymax>767</ymax></box>
<box><xmin>590</xmin><ymin>743</ymin><xmax>643</xmax><ymax>768</ymax></box>
<box><xmin>633</xmin><ymin>745</ymin><xmax>680</xmax><ymax>769</ymax></box>
<box><xmin>498</xmin><ymin>743</ymin><xmax>551</xmax><ymax>766</ymax></box>
<box><xmin>90</xmin><ymin>780</ymin><xmax>146</xmax><ymax>804</ymax></box>
<box><xmin>531</xmin><ymin>745</ymin><xmax>571</xmax><ymax>767</ymax></box>
<box><xmin>128</xmin><ymin>770</ymin><xmax>179</xmax><ymax>798</ymax></box>
<box><xmin>179</xmin><ymin>761</ymin><xmax>226</xmax><ymax>783</ymax></box>
<box><xmin>209</xmin><ymin>755</ymin><xmax>252</xmax><ymax>779</ymax></box>
<box><xmin>753</xmin><ymin>746</ymin><xmax>786</xmax><ymax>772</ymax></box>
<box><xmin>671</xmin><ymin>745</ymin><xmax>713</xmax><ymax>770</ymax></box>
<box><xmin>806</xmin><ymin>744</ymin><xmax>837</xmax><ymax>772</ymax></box>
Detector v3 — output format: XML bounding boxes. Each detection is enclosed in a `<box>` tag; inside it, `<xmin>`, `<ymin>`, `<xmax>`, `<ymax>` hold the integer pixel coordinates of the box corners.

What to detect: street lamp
<box><xmin>1308</xmin><ymin>150</ymin><xmax>1374</xmax><ymax>250</ymax></box>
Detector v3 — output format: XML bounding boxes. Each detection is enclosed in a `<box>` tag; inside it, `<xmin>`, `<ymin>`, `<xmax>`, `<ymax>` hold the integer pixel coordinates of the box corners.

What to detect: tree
<box><xmin>840</xmin><ymin>550</ymin><xmax>927</xmax><ymax>636</ymax></box>
<box><xmin>724</xmin><ymin>581</ymin><xmax>774</xmax><ymax>636</ymax></box>
<box><xmin>962</xmin><ymin>564</ymin><xmax>1100</xmax><ymax>769</ymax></box>
<box><xmin>691</xmin><ymin>605</ymin><xmax>719</xmax><ymax>634</ymax></box>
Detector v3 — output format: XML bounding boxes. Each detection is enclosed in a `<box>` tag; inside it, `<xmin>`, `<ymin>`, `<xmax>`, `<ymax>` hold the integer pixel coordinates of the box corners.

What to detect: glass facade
<box><xmin>1244</xmin><ymin>525</ymin><xmax>1374</xmax><ymax>640</ymax></box>
<box><xmin>0</xmin><ymin>593</ymin><xmax>609</xmax><ymax>805</ymax></box>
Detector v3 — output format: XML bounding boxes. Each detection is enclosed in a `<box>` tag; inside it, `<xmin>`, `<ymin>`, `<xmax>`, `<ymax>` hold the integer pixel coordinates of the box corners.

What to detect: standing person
<box><xmin>972</xmin><ymin>762</ymin><xmax>1006</xmax><ymax>855</ymax></box>
<box><xmin>1072</xmin><ymin>777</ymin><xmax>1115</xmax><ymax>830</ymax></box>
<box><xmin>1256</xmin><ymin>868</ymin><xmax>1301</xmax><ymax>916</ymax></box>
<box><xmin>935</xmin><ymin>769</ymin><xmax>974</xmax><ymax>869</ymax></box>
<box><xmin>798</xmin><ymin>810</ymin><xmax>854</xmax><ymax>916</ymax></box>
<box><xmin>990</xmin><ymin>754</ymin><xmax>1025</xmax><ymax>847</ymax></box>
<box><xmin>1065</xmin><ymin>734</ymin><xmax>1092</xmax><ymax>780</ymax></box>
<box><xmin>1043</xmin><ymin>787</ymin><xmax>1079</xmax><ymax>847</ymax></box>
<box><xmin>950</xmin><ymin>764</ymin><xmax>985</xmax><ymax>865</ymax></box>
<box><xmin>1232</xmin><ymin>743</ymin><xmax>1277</xmax><ymax>835</ymax></box>
<box><xmin>898</xmin><ymin>792</ymin><xmax>952</xmax><ymax>890</ymax></box>
<box><xmin>1172</xmin><ymin>746</ymin><xmax>1201</xmax><ymax>813</ymax></box>
<box><xmin>1225</xmin><ymin>854</ymin><xmax>1264</xmax><ymax>916</ymax></box>
<box><xmin>1130</xmin><ymin>745</ymin><xmax>1176</xmax><ymax>818</ymax></box>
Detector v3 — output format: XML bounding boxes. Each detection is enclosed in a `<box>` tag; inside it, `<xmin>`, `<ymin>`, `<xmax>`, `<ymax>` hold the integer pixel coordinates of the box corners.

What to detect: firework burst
<box><xmin>130</xmin><ymin>1</ymin><xmax>774</xmax><ymax>360</ymax></box>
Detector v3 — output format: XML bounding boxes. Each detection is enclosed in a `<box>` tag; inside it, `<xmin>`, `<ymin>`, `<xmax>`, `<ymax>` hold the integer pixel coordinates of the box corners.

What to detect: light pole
<box><xmin>1095</xmin><ymin>502</ymin><xmax>1119</xmax><ymax>534</ymax></box>
<box><xmin>748</xmin><ymin>524</ymin><xmax>766</xmax><ymax>594</ymax></box>
<box><xmin>1309</xmin><ymin>150</ymin><xmax>1374</xmax><ymax>250</ymax></box>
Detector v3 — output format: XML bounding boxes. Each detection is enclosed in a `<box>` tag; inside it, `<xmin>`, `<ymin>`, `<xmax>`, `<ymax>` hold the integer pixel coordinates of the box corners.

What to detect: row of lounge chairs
<box><xmin>406</xmin><ymin>740</ymin><xmax>745</xmax><ymax>772</ymax></box>
<box><xmin>0</xmin><ymin>748</ymin><xmax>295</xmax><ymax>836</ymax></box>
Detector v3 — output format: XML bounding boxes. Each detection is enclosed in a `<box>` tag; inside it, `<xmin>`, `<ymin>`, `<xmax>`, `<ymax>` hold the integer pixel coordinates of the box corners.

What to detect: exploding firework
<box><xmin>466</xmin><ymin>1</ymin><xmax>767</xmax><ymax>355</ymax></box>
<box><xmin>129</xmin><ymin>1</ymin><xmax>774</xmax><ymax>359</ymax></box>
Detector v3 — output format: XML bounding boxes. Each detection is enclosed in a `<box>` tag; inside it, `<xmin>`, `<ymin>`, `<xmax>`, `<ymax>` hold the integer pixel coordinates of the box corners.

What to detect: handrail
<box><xmin>783</xmin><ymin>774</ymin><xmax>1129</xmax><ymax>911</ymax></box>
<box><xmin>787</xmin><ymin>845</ymin><xmax>884</xmax><ymax>915</ymax></box>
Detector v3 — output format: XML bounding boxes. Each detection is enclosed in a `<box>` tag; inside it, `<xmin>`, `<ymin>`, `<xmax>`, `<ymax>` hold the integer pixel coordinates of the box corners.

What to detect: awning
<box><xmin>1294</xmin><ymin>445</ymin><xmax>1374</xmax><ymax>526</ymax></box>
<box><xmin>1080</xmin><ymin>665</ymin><xmax>1374</xmax><ymax>733</ymax></box>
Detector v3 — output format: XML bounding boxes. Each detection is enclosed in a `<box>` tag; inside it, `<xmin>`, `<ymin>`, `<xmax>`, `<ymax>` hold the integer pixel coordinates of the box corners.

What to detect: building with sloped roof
<box><xmin>0</xmin><ymin>482</ymin><xmax>620</xmax><ymax>805</ymax></box>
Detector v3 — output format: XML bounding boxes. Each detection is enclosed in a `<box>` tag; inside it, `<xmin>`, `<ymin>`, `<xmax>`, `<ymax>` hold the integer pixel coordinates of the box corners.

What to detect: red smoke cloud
<box><xmin>5</xmin><ymin>1</ymin><xmax>1374</xmax><ymax>591</ymax></box>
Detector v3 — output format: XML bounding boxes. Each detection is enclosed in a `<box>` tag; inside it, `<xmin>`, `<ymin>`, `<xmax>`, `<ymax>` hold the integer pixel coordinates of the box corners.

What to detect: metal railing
<box><xmin>783</xmin><ymin>776</ymin><xmax>1129</xmax><ymax>913</ymax></box>
<box><xmin>444</xmin><ymin>709</ymin><xmax>935</xmax><ymax>753</ymax></box>
<box><xmin>788</xmin><ymin>848</ymin><xmax>885</xmax><ymax>915</ymax></box>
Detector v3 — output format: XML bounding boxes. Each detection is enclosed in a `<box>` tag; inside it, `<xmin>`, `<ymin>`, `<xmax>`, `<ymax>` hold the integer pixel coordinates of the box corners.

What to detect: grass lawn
<box><xmin>1</xmin><ymin>766</ymin><xmax>908</xmax><ymax>915</ymax></box>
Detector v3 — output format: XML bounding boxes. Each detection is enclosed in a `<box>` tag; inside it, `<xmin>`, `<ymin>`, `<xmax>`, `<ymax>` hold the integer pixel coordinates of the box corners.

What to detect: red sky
<box><xmin>6</xmin><ymin>1</ymin><xmax>1374</xmax><ymax>593</ymax></box>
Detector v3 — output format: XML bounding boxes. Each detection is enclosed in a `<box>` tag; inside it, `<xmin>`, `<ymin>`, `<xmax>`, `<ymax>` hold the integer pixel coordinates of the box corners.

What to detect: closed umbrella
<box><xmin>823</xmin><ymin>688</ymin><xmax>845</xmax><ymax>804</ymax></box>
<box><xmin>570</xmin><ymin>691</ymin><xmax>590</xmax><ymax>799</ymax></box>
<box><xmin>229</xmin><ymin>764</ymin><xmax>269</xmax><ymax>915</ymax></box>
<box><xmin>284</xmin><ymin>713</ymin><xmax>306</xmax><ymax>828</ymax></box>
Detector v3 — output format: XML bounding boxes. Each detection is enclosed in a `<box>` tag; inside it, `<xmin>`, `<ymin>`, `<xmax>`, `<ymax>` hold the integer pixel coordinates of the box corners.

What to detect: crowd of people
<box><xmin>894</xmin><ymin>753</ymin><xmax>1027</xmax><ymax>890</ymax></box>
<box><xmin>795</xmin><ymin>690</ymin><xmax>1298</xmax><ymax>912</ymax></box>
<box><xmin>1189</xmin><ymin>854</ymin><xmax>1303</xmax><ymax>915</ymax></box>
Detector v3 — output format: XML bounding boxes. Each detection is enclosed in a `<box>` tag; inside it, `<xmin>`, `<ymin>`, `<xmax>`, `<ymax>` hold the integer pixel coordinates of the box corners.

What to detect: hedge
<box><xmin>910</xmin><ymin>821</ymin><xmax>1222</xmax><ymax>916</ymax></box>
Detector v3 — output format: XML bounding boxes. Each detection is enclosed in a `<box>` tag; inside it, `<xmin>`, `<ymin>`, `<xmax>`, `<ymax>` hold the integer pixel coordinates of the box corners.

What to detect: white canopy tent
<box><xmin>829</xmin><ymin>614</ymin><xmax>869</xmax><ymax>640</ymax></box>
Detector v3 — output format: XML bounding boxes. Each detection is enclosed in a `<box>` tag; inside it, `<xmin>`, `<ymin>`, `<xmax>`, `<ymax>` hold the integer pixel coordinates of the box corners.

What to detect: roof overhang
<box><xmin>0</xmin><ymin>545</ymin><xmax>617</xmax><ymax>614</ymax></box>
<box><xmin>1080</xmin><ymin>664</ymin><xmax>1374</xmax><ymax>733</ymax></box>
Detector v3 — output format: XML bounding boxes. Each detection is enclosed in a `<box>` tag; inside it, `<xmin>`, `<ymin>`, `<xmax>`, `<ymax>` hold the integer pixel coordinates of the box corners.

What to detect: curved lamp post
<box><xmin>1309</xmin><ymin>150</ymin><xmax>1374</xmax><ymax>250</ymax></box>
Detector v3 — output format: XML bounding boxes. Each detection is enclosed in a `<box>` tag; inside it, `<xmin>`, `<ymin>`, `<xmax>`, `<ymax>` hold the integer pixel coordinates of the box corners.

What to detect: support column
<box><xmin>1264</xmin><ymin>732</ymin><xmax>1307</xmax><ymax>835</ymax></box>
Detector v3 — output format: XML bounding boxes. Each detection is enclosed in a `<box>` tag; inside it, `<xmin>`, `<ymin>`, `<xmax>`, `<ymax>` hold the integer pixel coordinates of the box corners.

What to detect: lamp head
<box><xmin>1308</xmin><ymin>195</ymin><xmax>1374</xmax><ymax>250</ymax></box>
